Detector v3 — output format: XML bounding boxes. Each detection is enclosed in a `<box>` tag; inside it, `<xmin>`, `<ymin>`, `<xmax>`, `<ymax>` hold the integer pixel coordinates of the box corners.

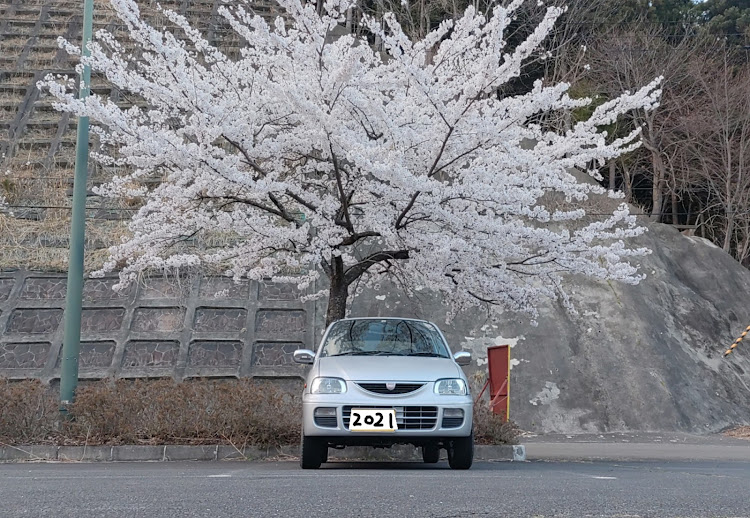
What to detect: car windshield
<box><xmin>320</xmin><ymin>319</ymin><xmax>450</xmax><ymax>358</ymax></box>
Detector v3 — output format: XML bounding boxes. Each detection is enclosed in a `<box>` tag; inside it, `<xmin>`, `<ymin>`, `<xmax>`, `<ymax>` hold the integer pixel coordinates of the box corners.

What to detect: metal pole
<box><xmin>60</xmin><ymin>0</ymin><xmax>94</xmax><ymax>412</ymax></box>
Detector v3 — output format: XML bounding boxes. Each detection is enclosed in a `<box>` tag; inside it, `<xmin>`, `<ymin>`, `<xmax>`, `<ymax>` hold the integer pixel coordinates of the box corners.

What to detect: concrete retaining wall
<box><xmin>0</xmin><ymin>271</ymin><xmax>316</xmax><ymax>381</ymax></box>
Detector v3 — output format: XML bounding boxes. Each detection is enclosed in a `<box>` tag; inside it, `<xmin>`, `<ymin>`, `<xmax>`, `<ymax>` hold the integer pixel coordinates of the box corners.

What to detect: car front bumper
<box><xmin>302</xmin><ymin>385</ymin><xmax>473</xmax><ymax>438</ymax></box>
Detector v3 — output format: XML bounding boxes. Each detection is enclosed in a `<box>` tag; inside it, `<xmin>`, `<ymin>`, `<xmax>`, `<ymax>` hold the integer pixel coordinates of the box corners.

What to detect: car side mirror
<box><xmin>293</xmin><ymin>349</ymin><xmax>316</xmax><ymax>364</ymax></box>
<box><xmin>453</xmin><ymin>351</ymin><xmax>471</xmax><ymax>366</ymax></box>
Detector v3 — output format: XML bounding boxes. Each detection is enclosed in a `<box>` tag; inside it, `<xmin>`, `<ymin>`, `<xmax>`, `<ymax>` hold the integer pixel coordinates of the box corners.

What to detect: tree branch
<box><xmin>337</xmin><ymin>230</ymin><xmax>381</xmax><ymax>247</ymax></box>
<box><xmin>202</xmin><ymin>194</ymin><xmax>295</xmax><ymax>224</ymax></box>
<box><xmin>344</xmin><ymin>249</ymin><xmax>409</xmax><ymax>285</ymax></box>
<box><xmin>395</xmin><ymin>191</ymin><xmax>420</xmax><ymax>230</ymax></box>
<box><xmin>329</xmin><ymin>142</ymin><xmax>354</xmax><ymax>233</ymax></box>
<box><xmin>285</xmin><ymin>189</ymin><xmax>319</xmax><ymax>212</ymax></box>
<box><xmin>428</xmin><ymin>125</ymin><xmax>455</xmax><ymax>177</ymax></box>
<box><xmin>222</xmin><ymin>134</ymin><xmax>269</xmax><ymax>179</ymax></box>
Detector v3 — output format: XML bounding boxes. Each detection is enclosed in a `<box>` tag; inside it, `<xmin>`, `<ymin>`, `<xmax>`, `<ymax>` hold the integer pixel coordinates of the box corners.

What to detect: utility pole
<box><xmin>60</xmin><ymin>0</ymin><xmax>94</xmax><ymax>413</ymax></box>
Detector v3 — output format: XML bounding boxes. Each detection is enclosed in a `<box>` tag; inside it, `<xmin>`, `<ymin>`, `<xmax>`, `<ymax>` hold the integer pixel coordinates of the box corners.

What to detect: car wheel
<box><xmin>422</xmin><ymin>444</ymin><xmax>440</xmax><ymax>464</ymax></box>
<box><xmin>448</xmin><ymin>433</ymin><xmax>474</xmax><ymax>470</ymax></box>
<box><xmin>321</xmin><ymin>445</ymin><xmax>329</xmax><ymax>464</ymax></box>
<box><xmin>300</xmin><ymin>433</ymin><xmax>324</xmax><ymax>469</ymax></box>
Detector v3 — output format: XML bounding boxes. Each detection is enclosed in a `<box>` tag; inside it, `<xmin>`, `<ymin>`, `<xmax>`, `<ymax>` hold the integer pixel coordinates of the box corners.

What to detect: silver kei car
<box><xmin>293</xmin><ymin>317</ymin><xmax>474</xmax><ymax>470</ymax></box>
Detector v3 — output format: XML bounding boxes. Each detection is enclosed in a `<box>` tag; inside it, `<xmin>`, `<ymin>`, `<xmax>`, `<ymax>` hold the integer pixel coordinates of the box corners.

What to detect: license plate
<box><xmin>349</xmin><ymin>408</ymin><xmax>397</xmax><ymax>432</ymax></box>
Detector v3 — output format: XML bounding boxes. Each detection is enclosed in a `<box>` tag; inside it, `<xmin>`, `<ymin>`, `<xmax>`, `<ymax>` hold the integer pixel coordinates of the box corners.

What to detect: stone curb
<box><xmin>0</xmin><ymin>444</ymin><xmax>525</xmax><ymax>463</ymax></box>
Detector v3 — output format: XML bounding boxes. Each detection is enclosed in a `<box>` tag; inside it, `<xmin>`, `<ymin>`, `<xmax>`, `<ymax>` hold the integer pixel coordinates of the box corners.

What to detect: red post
<box><xmin>477</xmin><ymin>344</ymin><xmax>510</xmax><ymax>421</ymax></box>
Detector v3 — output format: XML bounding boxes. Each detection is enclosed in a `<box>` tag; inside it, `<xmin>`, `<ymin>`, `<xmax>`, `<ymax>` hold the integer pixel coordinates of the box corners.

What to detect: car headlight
<box><xmin>434</xmin><ymin>378</ymin><xmax>467</xmax><ymax>395</ymax></box>
<box><xmin>310</xmin><ymin>377</ymin><xmax>347</xmax><ymax>394</ymax></box>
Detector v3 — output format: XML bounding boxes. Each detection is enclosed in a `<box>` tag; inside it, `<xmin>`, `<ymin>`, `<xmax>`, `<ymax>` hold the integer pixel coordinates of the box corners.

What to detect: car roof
<box><xmin>334</xmin><ymin>317</ymin><xmax>434</xmax><ymax>325</ymax></box>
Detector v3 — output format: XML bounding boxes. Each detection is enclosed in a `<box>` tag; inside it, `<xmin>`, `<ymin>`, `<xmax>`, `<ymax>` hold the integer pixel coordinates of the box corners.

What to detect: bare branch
<box><xmin>344</xmin><ymin>249</ymin><xmax>410</xmax><ymax>285</ymax></box>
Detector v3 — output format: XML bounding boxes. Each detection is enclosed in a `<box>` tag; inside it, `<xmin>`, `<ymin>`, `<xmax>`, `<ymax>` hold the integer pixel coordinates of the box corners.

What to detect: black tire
<box><xmin>448</xmin><ymin>434</ymin><xmax>474</xmax><ymax>470</ymax></box>
<box><xmin>422</xmin><ymin>444</ymin><xmax>440</xmax><ymax>464</ymax></box>
<box><xmin>300</xmin><ymin>433</ymin><xmax>324</xmax><ymax>469</ymax></box>
<box><xmin>321</xmin><ymin>445</ymin><xmax>329</xmax><ymax>464</ymax></box>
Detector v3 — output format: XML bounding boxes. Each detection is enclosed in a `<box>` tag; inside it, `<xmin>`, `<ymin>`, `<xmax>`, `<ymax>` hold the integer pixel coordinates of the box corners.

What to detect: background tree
<box><xmin>680</xmin><ymin>45</ymin><xmax>750</xmax><ymax>261</ymax></box>
<box><xmin>587</xmin><ymin>23</ymin><xmax>705</xmax><ymax>223</ymax></box>
<box><xmin>43</xmin><ymin>0</ymin><xmax>660</xmax><ymax>326</ymax></box>
<box><xmin>695</xmin><ymin>0</ymin><xmax>750</xmax><ymax>45</ymax></box>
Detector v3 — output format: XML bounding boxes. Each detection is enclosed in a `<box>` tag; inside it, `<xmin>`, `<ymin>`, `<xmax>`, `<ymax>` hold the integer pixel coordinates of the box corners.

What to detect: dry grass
<box><xmin>0</xmin><ymin>42</ymin><xmax>28</xmax><ymax>55</ymax></box>
<box><xmin>10</xmin><ymin>12</ymin><xmax>40</xmax><ymax>22</ymax></box>
<box><xmin>0</xmin><ymin>90</ymin><xmax>21</xmax><ymax>105</ymax></box>
<box><xmin>29</xmin><ymin>110</ymin><xmax>66</xmax><ymax>122</ymax></box>
<box><xmin>0</xmin><ymin>214</ymin><xmax>130</xmax><ymax>271</ymax></box>
<box><xmin>724</xmin><ymin>426</ymin><xmax>750</xmax><ymax>440</ymax></box>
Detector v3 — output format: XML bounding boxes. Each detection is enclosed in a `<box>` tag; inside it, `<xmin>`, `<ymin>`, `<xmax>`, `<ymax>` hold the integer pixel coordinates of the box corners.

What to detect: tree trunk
<box><xmin>620</xmin><ymin>158</ymin><xmax>632</xmax><ymax>202</ymax></box>
<box><xmin>650</xmin><ymin>150</ymin><xmax>666</xmax><ymax>222</ymax></box>
<box><xmin>608</xmin><ymin>160</ymin><xmax>616</xmax><ymax>191</ymax></box>
<box><xmin>324</xmin><ymin>257</ymin><xmax>348</xmax><ymax>328</ymax></box>
<box><xmin>641</xmin><ymin>120</ymin><xmax>665</xmax><ymax>223</ymax></box>
<box><xmin>723</xmin><ymin>211</ymin><xmax>735</xmax><ymax>253</ymax></box>
<box><xmin>321</xmin><ymin>249</ymin><xmax>408</xmax><ymax>327</ymax></box>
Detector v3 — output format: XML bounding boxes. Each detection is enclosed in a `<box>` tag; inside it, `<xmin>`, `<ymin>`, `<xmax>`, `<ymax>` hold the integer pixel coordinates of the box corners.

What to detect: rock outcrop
<box><xmin>351</xmin><ymin>222</ymin><xmax>750</xmax><ymax>433</ymax></box>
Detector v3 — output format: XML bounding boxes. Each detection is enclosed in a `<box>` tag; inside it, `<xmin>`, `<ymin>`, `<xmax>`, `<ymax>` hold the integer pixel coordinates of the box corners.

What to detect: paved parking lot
<box><xmin>1</xmin><ymin>459</ymin><xmax>749</xmax><ymax>517</ymax></box>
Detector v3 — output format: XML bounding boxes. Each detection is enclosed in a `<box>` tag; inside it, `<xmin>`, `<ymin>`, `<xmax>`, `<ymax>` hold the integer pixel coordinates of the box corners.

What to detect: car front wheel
<box><xmin>300</xmin><ymin>433</ymin><xmax>325</xmax><ymax>469</ymax></box>
<box><xmin>448</xmin><ymin>433</ymin><xmax>474</xmax><ymax>470</ymax></box>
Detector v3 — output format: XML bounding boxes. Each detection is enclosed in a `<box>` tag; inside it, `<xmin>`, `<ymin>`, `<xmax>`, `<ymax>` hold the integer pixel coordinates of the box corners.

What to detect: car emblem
<box><xmin>386</xmin><ymin>382</ymin><xmax>397</xmax><ymax>391</ymax></box>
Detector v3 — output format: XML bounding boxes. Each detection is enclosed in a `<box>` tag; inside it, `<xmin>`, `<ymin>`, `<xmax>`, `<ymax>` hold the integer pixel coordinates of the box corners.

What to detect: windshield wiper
<box><xmin>329</xmin><ymin>350</ymin><xmax>405</xmax><ymax>357</ymax></box>
<box><xmin>406</xmin><ymin>352</ymin><xmax>446</xmax><ymax>357</ymax></box>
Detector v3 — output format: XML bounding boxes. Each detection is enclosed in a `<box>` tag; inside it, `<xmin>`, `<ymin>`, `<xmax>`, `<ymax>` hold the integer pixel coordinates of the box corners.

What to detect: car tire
<box><xmin>422</xmin><ymin>444</ymin><xmax>440</xmax><ymax>464</ymax></box>
<box><xmin>300</xmin><ymin>433</ymin><xmax>324</xmax><ymax>469</ymax></box>
<box><xmin>321</xmin><ymin>445</ymin><xmax>329</xmax><ymax>464</ymax></box>
<box><xmin>448</xmin><ymin>433</ymin><xmax>474</xmax><ymax>470</ymax></box>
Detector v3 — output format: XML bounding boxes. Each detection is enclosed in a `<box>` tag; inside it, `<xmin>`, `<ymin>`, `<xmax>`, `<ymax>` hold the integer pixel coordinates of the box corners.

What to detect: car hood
<box><xmin>316</xmin><ymin>356</ymin><xmax>461</xmax><ymax>382</ymax></box>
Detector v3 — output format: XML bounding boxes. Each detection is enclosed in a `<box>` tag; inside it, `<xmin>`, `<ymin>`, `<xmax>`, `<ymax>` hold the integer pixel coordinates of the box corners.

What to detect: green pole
<box><xmin>60</xmin><ymin>0</ymin><xmax>94</xmax><ymax>412</ymax></box>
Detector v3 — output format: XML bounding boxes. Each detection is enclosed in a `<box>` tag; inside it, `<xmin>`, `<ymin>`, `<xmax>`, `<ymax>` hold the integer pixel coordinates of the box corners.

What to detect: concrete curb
<box><xmin>0</xmin><ymin>444</ymin><xmax>525</xmax><ymax>463</ymax></box>
<box><xmin>524</xmin><ymin>442</ymin><xmax>750</xmax><ymax>462</ymax></box>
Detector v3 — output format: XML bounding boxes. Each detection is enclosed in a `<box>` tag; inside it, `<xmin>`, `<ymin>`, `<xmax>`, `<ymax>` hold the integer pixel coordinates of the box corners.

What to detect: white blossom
<box><xmin>40</xmin><ymin>0</ymin><xmax>661</xmax><ymax>321</ymax></box>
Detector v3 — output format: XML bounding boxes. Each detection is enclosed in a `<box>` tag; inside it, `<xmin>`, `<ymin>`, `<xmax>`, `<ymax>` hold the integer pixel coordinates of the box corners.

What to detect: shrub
<box><xmin>469</xmin><ymin>374</ymin><xmax>522</xmax><ymax>445</ymax></box>
<box><xmin>473</xmin><ymin>403</ymin><xmax>521</xmax><ymax>445</ymax></box>
<box><xmin>67</xmin><ymin>378</ymin><xmax>302</xmax><ymax>447</ymax></box>
<box><xmin>0</xmin><ymin>379</ymin><xmax>59</xmax><ymax>444</ymax></box>
<box><xmin>0</xmin><ymin>378</ymin><xmax>301</xmax><ymax>447</ymax></box>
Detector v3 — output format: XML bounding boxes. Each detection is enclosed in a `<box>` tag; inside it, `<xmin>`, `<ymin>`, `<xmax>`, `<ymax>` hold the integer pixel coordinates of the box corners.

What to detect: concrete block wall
<box><xmin>0</xmin><ymin>270</ymin><xmax>316</xmax><ymax>381</ymax></box>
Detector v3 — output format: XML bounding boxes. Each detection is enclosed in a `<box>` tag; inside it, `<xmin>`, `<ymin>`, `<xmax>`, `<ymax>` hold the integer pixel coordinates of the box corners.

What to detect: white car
<box><xmin>294</xmin><ymin>317</ymin><xmax>474</xmax><ymax>469</ymax></box>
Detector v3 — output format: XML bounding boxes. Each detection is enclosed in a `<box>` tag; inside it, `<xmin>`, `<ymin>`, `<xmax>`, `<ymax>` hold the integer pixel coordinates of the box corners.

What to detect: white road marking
<box><xmin>208</xmin><ymin>474</ymin><xmax>232</xmax><ymax>478</ymax></box>
<box><xmin>592</xmin><ymin>476</ymin><xmax>617</xmax><ymax>480</ymax></box>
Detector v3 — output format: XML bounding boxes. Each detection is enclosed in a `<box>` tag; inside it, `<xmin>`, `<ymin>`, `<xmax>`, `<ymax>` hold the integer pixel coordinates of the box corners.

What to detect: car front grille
<box><xmin>356</xmin><ymin>382</ymin><xmax>425</xmax><ymax>395</ymax></box>
<box><xmin>441</xmin><ymin>416</ymin><xmax>464</xmax><ymax>428</ymax></box>
<box><xmin>314</xmin><ymin>416</ymin><xmax>338</xmax><ymax>428</ymax></box>
<box><xmin>342</xmin><ymin>406</ymin><xmax>438</xmax><ymax>430</ymax></box>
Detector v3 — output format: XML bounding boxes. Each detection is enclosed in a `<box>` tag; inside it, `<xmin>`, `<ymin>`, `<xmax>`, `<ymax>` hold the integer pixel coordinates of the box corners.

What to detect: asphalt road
<box><xmin>1</xmin><ymin>459</ymin><xmax>749</xmax><ymax>518</ymax></box>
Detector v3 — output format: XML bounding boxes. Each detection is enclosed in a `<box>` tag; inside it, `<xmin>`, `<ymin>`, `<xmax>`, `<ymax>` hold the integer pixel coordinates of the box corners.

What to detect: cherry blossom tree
<box><xmin>43</xmin><ymin>0</ymin><xmax>661</xmax><ymax>326</ymax></box>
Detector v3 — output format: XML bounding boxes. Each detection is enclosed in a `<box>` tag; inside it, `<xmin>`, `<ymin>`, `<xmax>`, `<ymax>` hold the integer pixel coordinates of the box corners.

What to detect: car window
<box><xmin>320</xmin><ymin>319</ymin><xmax>450</xmax><ymax>357</ymax></box>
